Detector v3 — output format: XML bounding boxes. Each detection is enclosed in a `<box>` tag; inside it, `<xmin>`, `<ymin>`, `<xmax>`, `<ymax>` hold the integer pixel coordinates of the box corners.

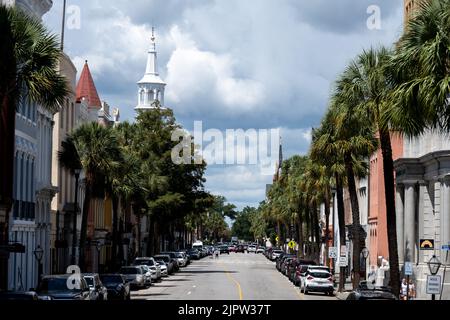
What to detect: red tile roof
<box><xmin>76</xmin><ymin>61</ymin><xmax>101</xmax><ymax>108</ymax></box>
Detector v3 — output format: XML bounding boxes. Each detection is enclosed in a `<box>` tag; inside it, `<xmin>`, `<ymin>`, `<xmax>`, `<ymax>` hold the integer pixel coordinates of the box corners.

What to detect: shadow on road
<box><xmin>180</xmin><ymin>270</ymin><xmax>238</xmax><ymax>274</ymax></box>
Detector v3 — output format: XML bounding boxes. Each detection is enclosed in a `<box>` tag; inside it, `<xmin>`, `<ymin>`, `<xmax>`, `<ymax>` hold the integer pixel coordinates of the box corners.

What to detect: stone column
<box><xmin>442</xmin><ymin>177</ymin><xmax>450</xmax><ymax>251</ymax></box>
<box><xmin>404</xmin><ymin>182</ymin><xmax>416</xmax><ymax>262</ymax></box>
<box><xmin>395</xmin><ymin>184</ymin><xmax>405</xmax><ymax>264</ymax></box>
<box><xmin>418</xmin><ymin>182</ymin><xmax>427</xmax><ymax>264</ymax></box>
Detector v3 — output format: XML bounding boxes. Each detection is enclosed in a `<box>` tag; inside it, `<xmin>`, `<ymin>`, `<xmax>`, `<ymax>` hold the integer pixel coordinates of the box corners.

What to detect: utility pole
<box><xmin>61</xmin><ymin>0</ymin><xmax>67</xmax><ymax>51</ymax></box>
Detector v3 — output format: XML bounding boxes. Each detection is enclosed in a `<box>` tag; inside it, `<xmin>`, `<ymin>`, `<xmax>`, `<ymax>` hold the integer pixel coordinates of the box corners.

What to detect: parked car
<box><xmin>83</xmin><ymin>273</ymin><xmax>108</xmax><ymax>301</ymax></box>
<box><xmin>174</xmin><ymin>252</ymin><xmax>188</xmax><ymax>267</ymax></box>
<box><xmin>256</xmin><ymin>246</ymin><xmax>266</xmax><ymax>254</ymax></box>
<box><xmin>292</xmin><ymin>261</ymin><xmax>317</xmax><ymax>286</ymax></box>
<box><xmin>0</xmin><ymin>291</ymin><xmax>40</xmax><ymax>300</ymax></box>
<box><xmin>247</xmin><ymin>245</ymin><xmax>257</xmax><ymax>253</ymax></box>
<box><xmin>301</xmin><ymin>269</ymin><xmax>334</xmax><ymax>296</ymax></box>
<box><xmin>154</xmin><ymin>255</ymin><xmax>176</xmax><ymax>274</ymax></box>
<box><xmin>281</xmin><ymin>257</ymin><xmax>295</xmax><ymax>276</ymax></box>
<box><xmin>157</xmin><ymin>261</ymin><xmax>169</xmax><ymax>277</ymax></box>
<box><xmin>347</xmin><ymin>282</ymin><xmax>398</xmax><ymax>300</ymax></box>
<box><xmin>138</xmin><ymin>265</ymin><xmax>153</xmax><ymax>287</ymax></box>
<box><xmin>161</xmin><ymin>252</ymin><xmax>181</xmax><ymax>271</ymax></box>
<box><xmin>187</xmin><ymin>249</ymin><xmax>201</xmax><ymax>260</ymax></box>
<box><xmin>133</xmin><ymin>257</ymin><xmax>162</xmax><ymax>281</ymax></box>
<box><xmin>120</xmin><ymin>266</ymin><xmax>146</xmax><ymax>289</ymax></box>
<box><xmin>99</xmin><ymin>274</ymin><xmax>130</xmax><ymax>300</ymax></box>
<box><xmin>271</xmin><ymin>250</ymin><xmax>284</xmax><ymax>261</ymax></box>
<box><xmin>35</xmin><ymin>274</ymin><xmax>91</xmax><ymax>300</ymax></box>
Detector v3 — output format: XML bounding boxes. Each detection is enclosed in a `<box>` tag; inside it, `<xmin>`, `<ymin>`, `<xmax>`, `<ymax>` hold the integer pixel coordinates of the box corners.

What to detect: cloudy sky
<box><xmin>44</xmin><ymin>0</ymin><xmax>404</xmax><ymax>210</ymax></box>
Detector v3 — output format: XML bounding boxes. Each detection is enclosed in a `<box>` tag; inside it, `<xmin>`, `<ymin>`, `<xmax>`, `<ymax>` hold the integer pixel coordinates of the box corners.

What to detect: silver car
<box><xmin>133</xmin><ymin>257</ymin><xmax>162</xmax><ymax>281</ymax></box>
<box><xmin>157</xmin><ymin>261</ymin><xmax>168</xmax><ymax>277</ymax></box>
<box><xmin>120</xmin><ymin>266</ymin><xmax>146</xmax><ymax>289</ymax></box>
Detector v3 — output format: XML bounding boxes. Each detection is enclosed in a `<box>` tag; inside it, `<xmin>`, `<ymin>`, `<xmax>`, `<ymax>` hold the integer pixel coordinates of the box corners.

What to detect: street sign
<box><xmin>442</xmin><ymin>245</ymin><xmax>450</xmax><ymax>251</ymax></box>
<box><xmin>340</xmin><ymin>245</ymin><xmax>347</xmax><ymax>257</ymax></box>
<box><xmin>329</xmin><ymin>247</ymin><xmax>338</xmax><ymax>259</ymax></box>
<box><xmin>404</xmin><ymin>262</ymin><xmax>413</xmax><ymax>276</ymax></box>
<box><xmin>420</xmin><ymin>239</ymin><xmax>435</xmax><ymax>250</ymax></box>
<box><xmin>339</xmin><ymin>255</ymin><xmax>348</xmax><ymax>267</ymax></box>
<box><xmin>288</xmin><ymin>241</ymin><xmax>296</xmax><ymax>249</ymax></box>
<box><xmin>426</xmin><ymin>275</ymin><xmax>441</xmax><ymax>295</ymax></box>
<box><xmin>275</xmin><ymin>236</ymin><xmax>279</xmax><ymax>242</ymax></box>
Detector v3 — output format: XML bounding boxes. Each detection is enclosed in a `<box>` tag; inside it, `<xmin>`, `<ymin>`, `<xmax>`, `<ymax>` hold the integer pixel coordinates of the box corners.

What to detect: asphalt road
<box><xmin>131</xmin><ymin>253</ymin><xmax>337</xmax><ymax>300</ymax></box>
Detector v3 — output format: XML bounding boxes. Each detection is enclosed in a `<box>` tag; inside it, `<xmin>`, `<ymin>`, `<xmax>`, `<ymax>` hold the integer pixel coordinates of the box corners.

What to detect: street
<box><xmin>131</xmin><ymin>253</ymin><xmax>337</xmax><ymax>301</ymax></box>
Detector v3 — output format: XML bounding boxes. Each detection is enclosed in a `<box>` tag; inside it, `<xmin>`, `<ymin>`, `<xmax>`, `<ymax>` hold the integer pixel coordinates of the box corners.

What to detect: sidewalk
<box><xmin>334</xmin><ymin>275</ymin><xmax>354</xmax><ymax>300</ymax></box>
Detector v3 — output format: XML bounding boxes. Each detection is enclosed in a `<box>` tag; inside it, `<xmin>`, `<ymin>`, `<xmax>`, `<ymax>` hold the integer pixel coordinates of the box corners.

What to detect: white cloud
<box><xmin>165</xmin><ymin>26</ymin><xmax>265</xmax><ymax>111</ymax></box>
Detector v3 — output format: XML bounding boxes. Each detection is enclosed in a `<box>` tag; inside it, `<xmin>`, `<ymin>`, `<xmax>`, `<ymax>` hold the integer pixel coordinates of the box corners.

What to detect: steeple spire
<box><xmin>136</xmin><ymin>28</ymin><xmax>167</xmax><ymax>111</ymax></box>
<box><xmin>145</xmin><ymin>26</ymin><xmax>158</xmax><ymax>76</ymax></box>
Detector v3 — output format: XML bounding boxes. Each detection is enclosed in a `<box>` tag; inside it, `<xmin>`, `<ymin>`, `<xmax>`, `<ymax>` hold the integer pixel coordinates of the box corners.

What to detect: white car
<box><xmin>271</xmin><ymin>250</ymin><xmax>284</xmax><ymax>261</ymax></box>
<box><xmin>175</xmin><ymin>252</ymin><xmax>188</xmax><ymax>267</ymax></box>
<box><xmin>248</xmin><ymin>245</ymin><xmax>257</xmax><ymax>253</ymax></box>
<box><xmin>256</xmin><ymin>247</ymin><xmax>265</xmax><ymax>254</ymax></box>
<box><xmin>133</xmin><ymin>257</ymin><xmax>162</xmax><ymax>281</ymax></box>
<box><xmin>301</xmin><ymin>269</ymin><xmax>334</xmax><ymax>296</ymax></box>
<box><xmin>138</xmin><ymin>265</ymin><xmax>152</xmax><ymax>287</ymax></box>
<box><xmin>158</xmin><ymin>261</ymin><xmax>168</xmax><ymax>277</ymax></box>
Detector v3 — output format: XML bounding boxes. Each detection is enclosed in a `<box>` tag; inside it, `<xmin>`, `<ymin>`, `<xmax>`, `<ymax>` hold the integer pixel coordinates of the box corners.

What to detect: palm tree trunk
<box><xmin>79</xmin><ymin>182</ymin><xmax>92</xmax><ymax>271</ymax></box>
<box><xmin>111</xmin><ymin>195</ymin><xmax>119</xmax><ymax>271</ymax></box>
<box><xmin>312</xmin><ymin>202</ymin><xmax>321</xmax><ymax>262</ymax></box>
<box><xmin>379</xmin><ymin>128</ymin><xmax>400</xmax><ymax>298</ymax></box>
<box><xmin>135</xmin><ymin>208</ymin><xmax>142</xmax><ymax>257</ymax></box>
<box><xmin>297</xmin><ymin>211</ymin><xmax>304</xmax><ymax>258</ymax></box>
<box><xmin>344</xmin><ymin>153</ymin><xmax>362</xmax><ymax>289</ymax></box>
<box><xmin>335</xmin><ymin>173</ymin><xmax>347</xmax><ymax>293</ymax></box>
<box><xmin>147</xmin><ymin>217</ymin><xmax>154</xmax><ymax>256</ymax></box>
<box><xmin>324</xmin><ymin>188</ymin><xmax>331</xmax><ymax>267</ymax></box>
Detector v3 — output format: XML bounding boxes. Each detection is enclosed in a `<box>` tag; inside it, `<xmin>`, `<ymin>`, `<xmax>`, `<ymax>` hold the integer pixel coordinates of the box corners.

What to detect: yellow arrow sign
<box><xmin>275</xmin><ymin>236</ymin><xmax>279</xmax><ymax>242</ymax></box>
<box><xmin>288</xmin><ymin>241</ymin><xmax>296</xmax><ymax>249</ymax></box>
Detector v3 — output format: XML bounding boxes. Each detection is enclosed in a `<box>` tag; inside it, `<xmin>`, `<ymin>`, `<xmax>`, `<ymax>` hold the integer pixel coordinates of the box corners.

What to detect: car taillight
<box><xmin>307</xmin><ymin>276</ymin><xmax>314</xmax><ymax>280</ymax></box>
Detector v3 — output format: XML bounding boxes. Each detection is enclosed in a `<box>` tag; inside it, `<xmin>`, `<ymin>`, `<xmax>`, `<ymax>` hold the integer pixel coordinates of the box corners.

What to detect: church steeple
<box><xmin>136</xmin><ymin>28</ymin><xmax>166</xmax><ymax>111</ymax></box>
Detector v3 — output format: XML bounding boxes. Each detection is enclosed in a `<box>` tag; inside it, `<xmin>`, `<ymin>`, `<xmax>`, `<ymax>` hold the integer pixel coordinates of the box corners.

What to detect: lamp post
<box><xmin>331</xmin><ymin>187</ymin><xmax>336</xmax><ymax>274</ymax></box>
<box><xmin>71</xmin><ymin>169</ymin><xmax>81</xmax><ymax>266</ymax></box>
<box><xmin>33</xmin><ymin>246</ymin><xmax>44</xmax><ymax>287</ymax></box>
<box><xmin>427</xmin><ymin>255</ymin><xmax>442</xmax><ymax>300</ymax></box>
<box><xmin>361</xmin><ymin>247</ymin><xmax>369</xmax><ymax>280</ymax></box>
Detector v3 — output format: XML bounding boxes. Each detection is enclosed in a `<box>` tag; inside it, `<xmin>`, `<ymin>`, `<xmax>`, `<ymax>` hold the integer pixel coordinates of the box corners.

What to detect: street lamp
<box><xmin>71</xmin><ymin>168</ymin><xmax>81</xmax><ymax>265</ymax></box>
<box><xmin>33</xmin><ymin>246</ymin><xmax>44</xmax><ymax>286</ymax></box>
<box><xmin>427</xmin><ymin>255</ymin><xmax>442</xmax><ymax>300</ymax></box>
<box><xmin>361</xmin><ymin>247</ymin><xmax>369</xmax><ymax>280</ymax></box>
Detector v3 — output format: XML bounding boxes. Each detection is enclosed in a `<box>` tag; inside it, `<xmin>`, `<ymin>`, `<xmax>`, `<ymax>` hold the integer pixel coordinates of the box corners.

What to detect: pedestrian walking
<box><xmin>400</xmin><ymin>278</ymin><xmax>408</xmax><ymax>300</ymax></box>
<box><xmin>408</xmin><ymin>279</ymin><xmax>416</xmax><ymax>300</ymax></box>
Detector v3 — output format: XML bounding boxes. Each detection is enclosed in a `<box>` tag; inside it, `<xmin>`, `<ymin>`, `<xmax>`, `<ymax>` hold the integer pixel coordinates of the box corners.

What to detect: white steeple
<box><xmin>136</xmin><ymin>27</ymin><xmax>166</xmax><ymax>111</ymax></box>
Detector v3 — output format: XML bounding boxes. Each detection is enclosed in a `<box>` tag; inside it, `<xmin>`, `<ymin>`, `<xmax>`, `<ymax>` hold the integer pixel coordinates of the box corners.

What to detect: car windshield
<box><xmin>310</xmin><ymin>272</ymin><xmax>331</xmax><ymax>278</ymax></box>
<box><xmin>121</xmin><ymin>267</ymin><xmax>139</xmax><ymax>274</ymax></box>
<box><xmin>84</xmin><ymin>277</ymin><xmax>94</xmax><ymax>286</ymax></box>
<box><xmin>155</xmin><ymin>256</ymin><xmax>170</xmax><ymax>262</ymax></box>
<box><xmin>38</xmin><ymin>278</ymin><xmax>79</xmax><ymax>292</ymax></box>
<box><xmin>100</xmin><ymin>276</ymin><xmax>122</xmax><ymax>284</ymax></box>
<box><xmin>135</xmin><ymin>259</ymin><xmax>154</xmax><ymax>266</ymax></box>
<box><xmin>156</xmin><ymin>261</ymin><xmax>166</xmax><ymax>266</ymax></box>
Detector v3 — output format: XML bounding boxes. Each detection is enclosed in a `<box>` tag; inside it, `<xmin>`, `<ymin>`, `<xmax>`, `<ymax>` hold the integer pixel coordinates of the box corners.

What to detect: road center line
<box><xmin>220</xmin><ymin>263</ymin><xmax>243</xmax><ymax>300</ymax></box>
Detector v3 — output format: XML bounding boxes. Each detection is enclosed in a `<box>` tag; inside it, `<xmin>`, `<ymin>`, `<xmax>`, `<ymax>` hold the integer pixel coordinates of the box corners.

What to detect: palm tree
<box><xmin>389</xmin><ymin>0</ymin><xmax>450</xmax><ymax>136</ymax></box>
<box><xmin>340</xmin><ymin>47</ymin><xmax>401</xmax><ymax>295</ymax></box>
<box><xmin>310</xmin><ymin>105</ymin><xmax>349</xmax><ymax>292</ymax></box>
<box><xmin>333</xmin><ymin>88</ymin><xmax>377</xmax><ymax>288</ymax></box>
<box><xmin>0</xmin><ymin>5</ymin><xmax>68</xmax><ymax>289</ymax></box>
<box><xmin>59</xmin><ymin>122</ymin><xmax>121</xmax><ymax>271</ymax></box>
